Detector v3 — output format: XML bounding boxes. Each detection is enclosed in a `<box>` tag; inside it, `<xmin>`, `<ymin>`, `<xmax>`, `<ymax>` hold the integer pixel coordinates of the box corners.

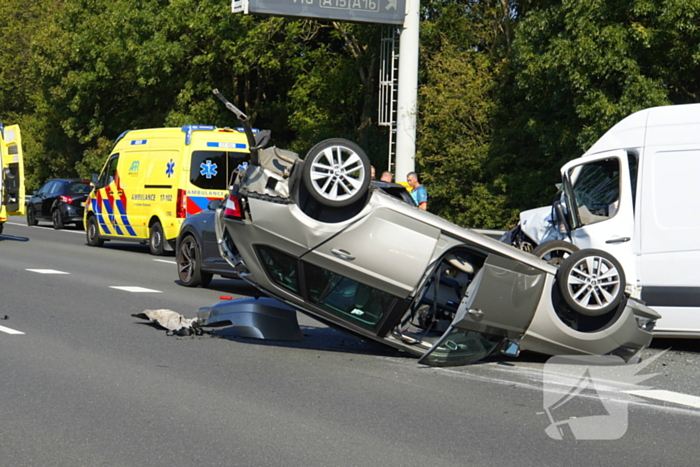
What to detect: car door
<box><xmin>301</xmin><ymin>207</ymin><xmax>441</xmax><ymax>298</ymax></box>
<box><xmin>92</xmin><ymin>154</ymin><xmax>122</xmax><ymax>236</ymax></box>
<box><xmin>560</xmin><ymin>150</ymin><xmax>637</xmax><ymax>283</ymax></box>
<box><xmin>38</xmin><ymin>181</ymin><xmax>59</xmax><ymax>218</ymax></box>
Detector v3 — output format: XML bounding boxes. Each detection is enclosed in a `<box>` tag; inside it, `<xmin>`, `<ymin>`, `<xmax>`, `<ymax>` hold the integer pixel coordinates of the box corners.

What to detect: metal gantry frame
<box><xmin>378</xmin><ymin>26</ymin><xmax>400</xmax><ymax>174</ymax></box>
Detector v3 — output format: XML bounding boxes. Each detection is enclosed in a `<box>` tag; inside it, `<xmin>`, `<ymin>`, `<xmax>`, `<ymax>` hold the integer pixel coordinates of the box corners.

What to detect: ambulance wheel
<box><xmin>302</xmin><ymin>138</ymin><xmax>371</xmax><ymax>208</ymax></box>
<box><xmin>27</xmin><ymin>207</ymin><xmax>38</xmax><ymax>226</ymax></box>
<box><xmin>149</xmin><ymin>221</ymin><xmax>166</xmax><ymax>256</ymax></box>
<box><xmin>557</xmin><ymin>249</ymin><xmax>626</xmax><ymax>317</ymax></box>
<box><xmin>177</xmin><ymin>235</ymin><xmax>212</xmax><ymax>287</ymax></box>
<box><xmin>86</xmin><ymin>216</ymin><xmax>104</xmax><ymax>247</ymax></box>
<box><xmin>52</xmin><ymin>209</ymin><xmax>64</xmax><ymax>229</ymax></box>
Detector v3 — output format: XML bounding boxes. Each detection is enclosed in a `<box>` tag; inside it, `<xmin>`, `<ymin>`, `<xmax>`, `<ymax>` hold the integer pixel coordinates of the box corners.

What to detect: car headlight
<box><xmin>635</xmin><ymin>315</ymin><xmax>656</xmax><ymax>332</ymax></box>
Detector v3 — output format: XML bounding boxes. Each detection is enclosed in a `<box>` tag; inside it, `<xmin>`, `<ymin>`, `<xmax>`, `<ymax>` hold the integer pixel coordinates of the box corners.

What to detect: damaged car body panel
<box><xmin>210</xmin><ymin>90</ymin><xmax>660</xmax><ymax>366</ymax></box>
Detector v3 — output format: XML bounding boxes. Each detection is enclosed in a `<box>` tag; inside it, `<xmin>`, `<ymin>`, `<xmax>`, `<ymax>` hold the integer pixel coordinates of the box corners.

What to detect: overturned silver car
<box><xmin>209</xmin><ymin>91</ymin><xmax>660</xmax><ymax>366</ymax></box>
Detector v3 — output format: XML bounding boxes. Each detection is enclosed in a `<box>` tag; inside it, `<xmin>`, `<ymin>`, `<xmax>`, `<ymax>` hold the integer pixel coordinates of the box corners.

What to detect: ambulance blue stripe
<box><xmin>101</xmin><ymin>199</ymin><xmax>123</xmax><ymax>236</ymax></box>
<box><xmin>115</xmin><ymin>200</ymin><xmax>137</xmax><ymax>236</ymax></box>
<box><xmin>206</xmin><ymin>142</ymin><xmax>247</xmax><ymax>149</ymax></box>
<box><xmin>92</xmin><ymin>198</ymin><xmax>111</xmax><ymax>235</ymax></box>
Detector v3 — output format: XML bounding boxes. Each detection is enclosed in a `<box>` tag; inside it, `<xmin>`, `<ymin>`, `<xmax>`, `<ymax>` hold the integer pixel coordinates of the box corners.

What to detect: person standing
<box><xmin>380</xmin><ymin>171</ymin><xmax>393</xmax><ymax>182</ymax></box>
<box><xmin>407</xmin><ymin>172</ymin><xmax>427</xmax><ymax>210</ymax></box>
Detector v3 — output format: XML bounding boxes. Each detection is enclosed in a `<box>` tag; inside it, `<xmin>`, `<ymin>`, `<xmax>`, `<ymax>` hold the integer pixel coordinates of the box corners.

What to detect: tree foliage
<box><xmin>3</xmin><ymin>0</ymin><xmax>700</xmax><ymax>228</ymax></box>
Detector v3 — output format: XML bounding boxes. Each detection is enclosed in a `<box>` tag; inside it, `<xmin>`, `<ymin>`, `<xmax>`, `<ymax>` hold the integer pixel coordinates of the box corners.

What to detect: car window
<box><xmin>67</xmin><ymin>181</ymin><xmax>92</xmax><ymax>194</ymax></box>
<box><xmin>257</xmin><ymin>246</ymin><xmax>300</xmax><ymax>295</ymax></box>
<box><xmin>38</xmin><ymin>180</ymin><xmax>55</xmax><ymax>195</ymax></box>
<box><xmin>303</xmin><ymin>262</ymin><xmax>397</xmax><ymax>331</ymax></box>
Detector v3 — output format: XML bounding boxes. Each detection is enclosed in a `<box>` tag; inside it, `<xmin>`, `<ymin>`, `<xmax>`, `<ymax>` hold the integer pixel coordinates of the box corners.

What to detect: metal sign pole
<box><xmin>394</xmin><ymin>0</ymin><xmax>418</xmax><ymax>182</ymax></box>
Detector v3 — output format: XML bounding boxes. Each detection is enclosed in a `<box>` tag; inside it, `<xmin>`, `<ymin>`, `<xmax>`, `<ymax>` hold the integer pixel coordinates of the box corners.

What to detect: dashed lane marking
<box><xmin>109</xmin><ymin>286</ymin><xmax>162</xmax><ymax>293</ymax></box>
<box><xmin>0</xmin><ymin>325</ymin><xmax>24</xmax><ymax>335</ymax></box>
<box><xmin>26</xmin><ymin>269</ymin><xmax>70</xmax><ymax>274</ymax></box>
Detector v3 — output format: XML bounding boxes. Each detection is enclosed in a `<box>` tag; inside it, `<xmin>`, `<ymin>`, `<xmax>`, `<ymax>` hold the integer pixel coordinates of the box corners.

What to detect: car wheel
<box><xmin>86</xmin><ymin>216</ymin><xmax>104</xmax><ymax>247</ymax></box>
<box><xmin>52</xmin><ymin>209</ymin><xmax>64</xmax><ymax>229</ymax></box>
<box><xmin>27</xmin><ymin>207</ymin><xmax>38</xmax><ymax>226</ymax></box>
<box><xmin>302</xmin><ymin>138</ymin><xmax>371</xmax><ymax>207</ymax></box>
<box><xmin>149</xmin><ymin>221</ymin><xmax>166</xmax><ymax>256</ymax></box>
<box><xmin>177</xmin><ymin>235</ymin><xmax>212</xmax><ymax>287</ymax></box>
<box><xmin>532</xmin><ymin>240</ymin><xmax>580</xmax><ymax>267</ymax></box>
<box><xmin>557</xmin><ymin>249</ymin><xmax>626</xmax><ymax>317</ymax></box>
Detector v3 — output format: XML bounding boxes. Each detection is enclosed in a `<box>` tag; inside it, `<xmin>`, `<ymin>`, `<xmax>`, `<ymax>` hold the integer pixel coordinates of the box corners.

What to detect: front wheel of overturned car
<box><xmin>533</xmin><ymin>240</ymin><xmax>580</xmax><ymax>267</ymax></box>
<box><xmin>86</xmin><ymin>216</ymin><xmax>104</xmax><ymax>247</ymax></box>
<box><xmin>302</xmin><ymin>138</ymin><xmax>371</xmax><ymax>208</ymax></box>
<box><xmin>177</xmin><ymin>235</ymin><xmax>212</xmax><ymax>287</ymax></box>
<box><xmin>149</xmin><ymin>221</ymin><xmax>166</xmax><ymax>256</ymax></box>
<box><xmin>557</xmin><ymin>249</ymin><xmax>626</xmax><ymax>317</ymax></box>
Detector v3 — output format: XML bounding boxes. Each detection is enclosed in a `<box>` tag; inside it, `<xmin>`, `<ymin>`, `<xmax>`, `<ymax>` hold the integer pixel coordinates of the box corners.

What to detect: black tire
<box><xmin>557</xmin><ymin>249</ymin><xmax>626</xmax><ymax>317</ymax></box>
<box><xmin>302</xmin><ymin>138</ymin><xmax>371</xmax><ymax>208</ymax></box>
<box><xmin>86</xmin><ymin>216</ymin><xmax>104</xmax><ymax>247</ymax></box>
<box><xmin>177</xmin><ymin>235</ymin><xmax>212</xmax><ymax>287</ymax></box>
<box><xmin>149</xmin><ymin>221</ymin><xmax>166</xmax><ymax>256</ymax></box>
<box><xmin>27</xmin><ymin>207</ymin><xmax>38</xmax><ymax>226</ymax></box>
<box><xmin>52</xmin><ymin>209</ymin><xmax>64</xmax><ymax>230</ymax></box>
<box><xmin>533</xmin><ymin>240</ymin><xmax>580</xmax><ymax>267</ymax></box>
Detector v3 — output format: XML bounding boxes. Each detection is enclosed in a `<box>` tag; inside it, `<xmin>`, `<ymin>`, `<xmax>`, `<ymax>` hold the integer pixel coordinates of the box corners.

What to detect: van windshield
<box><xmin>190</xmin><ymin>150</ymin><xmax>247</xmax><ymax>190</ymax></box>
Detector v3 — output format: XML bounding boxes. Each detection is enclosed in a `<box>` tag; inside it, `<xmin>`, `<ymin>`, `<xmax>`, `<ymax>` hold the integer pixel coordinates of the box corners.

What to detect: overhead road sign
<box><xmin>232</xmin><ymin>0</ymin><xmax>407</xmax><ymax>25</ymax></box>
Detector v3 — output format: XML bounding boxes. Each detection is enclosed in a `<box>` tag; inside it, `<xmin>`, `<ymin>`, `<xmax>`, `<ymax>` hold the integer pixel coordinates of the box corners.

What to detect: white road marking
<box><xmin>110</xmin><ymin>286</ymin><xmax>162</xmax><ymax>293</ymax></box>
<box><xmin>26</xmin><ymin>269</ymin><xmax>70</xmax><ymax>274</ymax></box>
<box><xmin>0</xmin><ymin>325</ymin><xmax>25</xmax><ymax>335</ymax></box>
<box><xmin>626</xmin><ymin>389</ymin><xmax>700</xmax><ymax>409</ymax></box>
<box><xmin>153</xmin><ymin>259</ymin><xmax>176</xmax><ymax>264</ymax></box>
<box><xmin>8</xmin><ymin>222</ymin><xmax>84</xmax><ymax>233</ymax></box>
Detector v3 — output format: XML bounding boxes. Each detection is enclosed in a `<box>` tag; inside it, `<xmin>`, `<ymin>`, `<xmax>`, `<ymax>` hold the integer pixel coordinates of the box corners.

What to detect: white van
<box><xmin>506</xmin><ymin>103</ymin><xmax>700</xmax><ymax>337</ymax></box>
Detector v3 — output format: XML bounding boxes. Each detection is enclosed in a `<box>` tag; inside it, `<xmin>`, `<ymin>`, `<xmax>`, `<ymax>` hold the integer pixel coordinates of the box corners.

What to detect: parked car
<box><xmin>26</xmin><ymin>179</ymin><xmax>91</xmax><ymax>229</ymax></box>
<box><xmin>207</xmin><ymin>92</ymin><xmax>661</xmax><ymax>367</ymax></box>
<box><xmin>176</xmin><ymin>182</ymin><xmax>416</xmax><ymax>287</ymax></box>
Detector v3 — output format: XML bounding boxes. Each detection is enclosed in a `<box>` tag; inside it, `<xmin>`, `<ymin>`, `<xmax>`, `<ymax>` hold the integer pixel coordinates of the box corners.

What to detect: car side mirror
<box><xmin>501</xmin><ymin>340</ymin><xmax>520</xmax><ymax>357</ymax></box>
<box><xmin>553</xmin><ymin>200</ymin><xmax>571</xmax><ymax>237</ymax></box>
<box><xmin>207</xmin><ymin>199</ymin><xmax>222</xmax><ymax>210</ymax></box>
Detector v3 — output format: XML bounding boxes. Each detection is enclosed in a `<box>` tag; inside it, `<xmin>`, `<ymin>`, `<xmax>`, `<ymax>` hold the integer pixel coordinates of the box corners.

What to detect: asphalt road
<box><xmin>2</xmin><ymin>217</ymin><xmax>700</xmax><ymax>466</ymax></box>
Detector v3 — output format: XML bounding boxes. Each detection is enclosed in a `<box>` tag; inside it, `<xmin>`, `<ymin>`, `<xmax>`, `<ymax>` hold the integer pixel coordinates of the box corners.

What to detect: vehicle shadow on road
<box><xmin>208</xmin><ymin>324</ymin><xmax>406</xmax><ymax>359</ymax></box>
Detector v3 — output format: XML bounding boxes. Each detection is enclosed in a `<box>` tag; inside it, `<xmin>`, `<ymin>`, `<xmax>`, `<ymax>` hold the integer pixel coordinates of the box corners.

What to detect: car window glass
<box><xmin>38</xmin><ymin>181</ymin><xmax>52</xmax><ymax>195</ymax></box>
<box><xmin>303</xmin><ymin>262</ymin><xmax>397</xmax><ymax>332</ymax></box>
<box><xmin>257</xmin><ymin>246</ymin><xmax>300</xmax><ymax>295</ymax></box>
<box><xmin>49</xmin><ymin>181</ymin><xmax>64</xmax><ymax>195</ymax></box>
<box><xmin>568</xmin><ymin>158</ymin><xmax>620</xmax><ymax>226</ymax></box>
<box><xmin>67</xmin><ymin>181</ymin><xmax>92</xmax><ymax>194</ymax></box>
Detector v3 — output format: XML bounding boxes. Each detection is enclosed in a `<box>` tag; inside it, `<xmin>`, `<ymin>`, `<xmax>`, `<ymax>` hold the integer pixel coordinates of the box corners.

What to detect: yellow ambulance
<box><xmin>84</xmin><ymin>124</ymin><xmax>250</xmax><ymax>254</ymax></box>
<box><xmin>0</xmin><ymin>123</ymin><xmax>25</xmax><ymax>235</ymax></box>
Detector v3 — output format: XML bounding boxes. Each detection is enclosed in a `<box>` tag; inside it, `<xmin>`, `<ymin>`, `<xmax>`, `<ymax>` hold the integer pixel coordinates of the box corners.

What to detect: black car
<box><xmin>26</xmin><ymin>179</ymin><xmax>92</xmax><ymax>229</ymax></box>
<box><xmin>175</xmin><ymin>181</ymin><xmax>416</xmax><ymax>288</ymax></box>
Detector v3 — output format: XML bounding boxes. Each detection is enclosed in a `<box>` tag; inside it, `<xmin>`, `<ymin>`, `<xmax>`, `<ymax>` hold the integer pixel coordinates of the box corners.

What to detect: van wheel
<box><xmin>52</xmin><ymin>209</ymin><xmax>64</xmax><ymax>229</ymax></box>
<box><xmin>149</xmin><ymin>221</ymin><xmax>166</xmax><ymax>256</ymax></box>
<box><xmin>532</xmin><ymin>240</ymin><xmax>580</xmax><ymax>267</ymax></box>
<box><xmin>557</xmin><ymin>249</ymin><xmax>625</xmax><ymax>317</ymax></box>
<box><xmin>86</xmin><ymin>216</ymin><xmax>104</xmax><ymax>247</ymax></box>
<box><xmin>177</xmin><ymin>234</ymin><xmax>212</xmax><ymax>287</ymax></box>
<box><xmin>302</xmin><ymin>138</ymin><xmax>371</xmax><ymax>208</ymax></box>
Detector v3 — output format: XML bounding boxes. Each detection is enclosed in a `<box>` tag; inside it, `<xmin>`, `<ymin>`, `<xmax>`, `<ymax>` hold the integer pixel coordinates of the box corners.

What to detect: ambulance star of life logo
<box><xmin>200</xmin><ymin>160</ymin><xmax>218</xmax><ymax>179</ymax></box>
<box><xmin>541</xmin><ymin>352</ymin><xmax>666</xmax><ymax>440</ymax></box>
<box><xmin>166</xmin><ymin>159</ymin><xmax>175</xmax><ymax>178</ymax></box>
